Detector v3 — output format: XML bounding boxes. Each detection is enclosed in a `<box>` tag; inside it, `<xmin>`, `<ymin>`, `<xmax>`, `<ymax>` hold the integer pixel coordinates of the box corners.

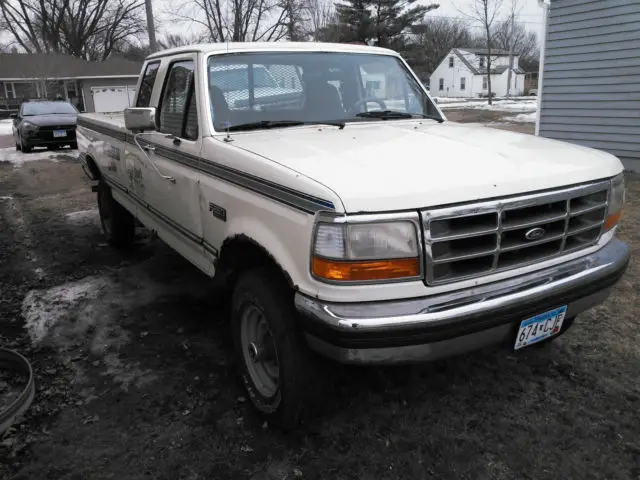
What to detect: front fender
<box><xmin>222</xmin><ymin>213</ymin><xmax>313</xmax><ymax>291</ymax></box>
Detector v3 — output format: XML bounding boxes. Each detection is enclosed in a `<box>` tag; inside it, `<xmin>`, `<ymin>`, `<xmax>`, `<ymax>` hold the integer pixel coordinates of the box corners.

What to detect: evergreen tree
<box><xmin>372</xmin><ymin>0</ymin><xmax>438</xmax><ymax>49</ymax></box>
<box><xmin>334</xmin><ymin>0</ymin><xmax>374</xmax><ymax>43</ymax></box>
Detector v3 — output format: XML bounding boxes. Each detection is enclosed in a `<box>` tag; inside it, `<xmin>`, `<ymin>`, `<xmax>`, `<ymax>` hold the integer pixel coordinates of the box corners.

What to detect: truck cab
<box><xmin>76</xmin><ymin>42</ymin><xmax>630</xmax><ymax>429</ymax></box>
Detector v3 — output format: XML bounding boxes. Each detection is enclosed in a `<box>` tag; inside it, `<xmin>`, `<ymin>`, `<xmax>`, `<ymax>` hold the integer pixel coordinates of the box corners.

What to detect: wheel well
<box><xmin>218</xmin><ymin>235</ymin><xmax>295</xmax><ymax>292</ymax></box>
<box><xmin>85</xmin><ymin>155</ymin><xmax>102</xmax><ymax>180</ymax></box>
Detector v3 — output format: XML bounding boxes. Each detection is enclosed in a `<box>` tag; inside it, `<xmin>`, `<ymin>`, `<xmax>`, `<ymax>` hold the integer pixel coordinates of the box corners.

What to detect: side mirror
<box><xmin>124</xmin><ymin>107</ymin><xmax>156</xmax><ymax>132</ymax></box>
<box><xmin>9</xmin><ymin>113</ymin><xmax>17</xmax><ymax>119</ymax></box>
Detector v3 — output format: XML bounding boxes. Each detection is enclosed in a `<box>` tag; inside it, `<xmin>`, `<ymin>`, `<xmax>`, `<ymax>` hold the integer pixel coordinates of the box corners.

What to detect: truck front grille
<box><xmin>422</xmin><ymin>181</ymin><xmax>610</xmax><ymax>285</ymax></box>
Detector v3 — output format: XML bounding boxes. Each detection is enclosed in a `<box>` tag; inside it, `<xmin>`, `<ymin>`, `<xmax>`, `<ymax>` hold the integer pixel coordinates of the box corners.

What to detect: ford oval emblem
<box><xmin>525</xmin><ymin>227</ymin><xmax>546</xmax><ymax>241</ymax></box>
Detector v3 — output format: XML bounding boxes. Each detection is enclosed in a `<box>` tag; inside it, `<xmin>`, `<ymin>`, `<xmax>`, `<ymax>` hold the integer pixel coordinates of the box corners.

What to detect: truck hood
<box><xmin>229</xmin><ymin>121</ymin><xmax>622</xmax><ymax>213</ymax></box>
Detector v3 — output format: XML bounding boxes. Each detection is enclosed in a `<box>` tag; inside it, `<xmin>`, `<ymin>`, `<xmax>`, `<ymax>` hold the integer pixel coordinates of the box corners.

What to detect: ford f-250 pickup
<box><xmin>77</xmin><ymin>42</ymin><xmax>630</xmax><ymax>428</ymax></box>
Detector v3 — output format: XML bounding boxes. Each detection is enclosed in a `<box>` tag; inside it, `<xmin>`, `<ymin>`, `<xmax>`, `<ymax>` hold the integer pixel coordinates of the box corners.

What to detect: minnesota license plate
<box><xmin>514</xmin><ymin>305</ymin><xmax>567</xmax><ymax>350</ymax></box>
<box><xmin>53</xmin><ymin>129</ymin><xmax>67</xmax><ymax>138</ymax></box>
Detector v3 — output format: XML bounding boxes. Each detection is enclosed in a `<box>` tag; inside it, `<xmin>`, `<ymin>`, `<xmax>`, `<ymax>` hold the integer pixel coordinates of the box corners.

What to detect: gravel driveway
<box><xmin>0</xmin><ymin>133</ymin><xmax>638</xmax><ymax>480</ymax></box>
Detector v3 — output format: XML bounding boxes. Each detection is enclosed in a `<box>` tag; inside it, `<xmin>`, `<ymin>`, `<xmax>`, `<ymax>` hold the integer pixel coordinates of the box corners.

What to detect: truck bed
<box><xmin>77</xmin><ymin>112</ymin><xmax>127</xmax><ymax>135</ymax></box>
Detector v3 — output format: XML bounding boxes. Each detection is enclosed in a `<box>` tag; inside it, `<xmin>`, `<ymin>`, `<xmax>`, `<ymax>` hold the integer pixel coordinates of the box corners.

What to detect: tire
<box><xmin>20</xmin><ymin>135</ymin><xmax>32</xmax><ymax>153</ymax></box>
<box><xmin>70</xmin><ymin>141</ymin><xmax>78</xmax><ymax>150</ymax></box>
<box><xmin>231</xmin><ymin>267</ymin><xmax>314</xmax><ymax>430</ymax></box>
<box><xmin>96</xmin><ymin>181</ymin><xmax>135</xmax><ymax>249</ymax></box>
<box><xmin>15</xmin><ymin>141</ymin><xmax>20</xmax><ymax>151</ymax></box>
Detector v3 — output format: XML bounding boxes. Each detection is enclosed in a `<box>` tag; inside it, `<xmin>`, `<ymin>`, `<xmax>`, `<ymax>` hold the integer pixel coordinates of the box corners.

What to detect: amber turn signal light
<box><xmin>604</xmin><ymin>211</ymin><xmax>621</xmax><ymax>231</ymax></box>
<box><xmin>312</xmin><ymin>256</ymin><xmax>420</xmax><ymax>281</ymax></box>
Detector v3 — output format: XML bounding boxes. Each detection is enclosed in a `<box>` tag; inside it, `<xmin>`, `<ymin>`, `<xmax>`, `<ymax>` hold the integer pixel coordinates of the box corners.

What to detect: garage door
<box><xmin>91</xmin><ymin>86</ymin><xmax>136</xmax><ymax>113</ymax></box>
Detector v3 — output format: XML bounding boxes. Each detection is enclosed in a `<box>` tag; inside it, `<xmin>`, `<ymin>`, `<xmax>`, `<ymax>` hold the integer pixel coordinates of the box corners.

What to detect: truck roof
<box><xmin>145</xmin><ymin>42</ymin><xmax>399</xmax><ymax>61</ymax></box>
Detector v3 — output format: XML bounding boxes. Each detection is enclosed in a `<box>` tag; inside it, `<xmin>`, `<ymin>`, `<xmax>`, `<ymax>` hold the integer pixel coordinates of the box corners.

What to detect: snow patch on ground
<box><xmin>22</xmin><ymin>276</ymin><xmax>111</xmax><ymax>345</ymax></box>
<box><xmin>0</xmin><ymin>196</ymin><xmax>13</xmax><ymax>201</ymax></box>
<box><xmin>21</xmin><ymin>263</ymin><xmax>211</xmax><ymax>390</ymax></box>
<box><xmin>65</xmin><ymin>208</ymin><xmax>100</xmax><ymax>227</ymax></box>
<box><xmin>0</xmin><ymin>147</ymin><xmax>78</xmax><ymax>167</ymax></box>
<box><xmin>439</xmin><ymin>99</ymin><xmax>538</xmax><ymax>112</ymax></box>
<box><xmin>0</xmin><ymin>119</ymin><xmax>13</xmax><ymax>136</ymax></box>
<box><xmin>504</xmin><ymin>112</ymin><xmax>537</xmax><ymax>124</ymax></box>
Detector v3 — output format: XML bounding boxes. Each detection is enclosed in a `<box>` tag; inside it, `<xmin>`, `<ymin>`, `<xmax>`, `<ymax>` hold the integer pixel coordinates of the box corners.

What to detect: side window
<box><xmin>449</xmin><ymin>56</ymin><xmax>454</xmax><ymax>68</ymax></box>
<box><xmin>460</xmin><ymin>77</ymin><xmax>466</xmax><ymax>91</ymax></box>
<box><xmin>439</xmin><ymin>78</ymin><xmax>444</xmax><ymax>91</ymax></box>
<box><xmin>158</xmin><ymin>60</ymin><xmax>195</xmax><ymax>138</ymax></box>
<box><xmin>136</xmin><ymin>62</ymin><xmax>160</xmax><ymax>107</ymax></box>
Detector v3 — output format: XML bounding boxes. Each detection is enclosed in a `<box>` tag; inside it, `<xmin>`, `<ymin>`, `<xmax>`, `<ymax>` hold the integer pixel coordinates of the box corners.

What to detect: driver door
<box><xmin>132</xmin><ymin>56</ymin><xmax>208</xmax><ymax>273</ymax></box>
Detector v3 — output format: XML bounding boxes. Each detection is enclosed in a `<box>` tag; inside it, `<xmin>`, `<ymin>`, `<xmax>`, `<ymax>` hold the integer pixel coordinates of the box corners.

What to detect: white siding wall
<box><xmin>492</xmin><ymin>71</ymin><xmax>526</xmax><ymax>97</ymax></box>
<box><xmin>538</xmin><ymin>0</ymin><xmax>640</xmax><ymax>171</ymax></box>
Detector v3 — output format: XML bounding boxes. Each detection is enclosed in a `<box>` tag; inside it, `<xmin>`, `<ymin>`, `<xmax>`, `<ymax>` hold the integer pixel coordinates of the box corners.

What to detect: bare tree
<box><xmin>168</xmin><ymin>0</ymin><xmax>290</xmax><ymax>42</ymax></box>
<box><xmin>304</xmin><ymin>0</ymin><xmax>334</xmax><ymax>40</ymax></box>
<box><xmin>458</xmin><ymin>0</ymin><xmax>504</xmax><ymax>104</ymax></box>
<box><xmin>492</xmin><ymin>18</ymin><xmax>538</xmax><ymax>71</ymax></box>
<box><xmin>0</xmin><ymin>0</ymin><xmax>145</xmax><ymax>61</ymax></box>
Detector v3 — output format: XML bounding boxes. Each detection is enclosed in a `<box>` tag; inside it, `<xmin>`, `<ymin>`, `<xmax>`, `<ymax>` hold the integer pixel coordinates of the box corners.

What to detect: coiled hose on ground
<box><xmin>0</xmin><ymin>348</ymin><xmax>34</xmax><ymax>435</ymax></box>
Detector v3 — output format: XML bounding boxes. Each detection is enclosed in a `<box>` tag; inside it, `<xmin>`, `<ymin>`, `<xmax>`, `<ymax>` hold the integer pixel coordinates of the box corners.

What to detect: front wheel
<box><xmin>97</xmin><ymin>181</ymin><xmax>135</xmax><ymax>249</ymax></box>
<box><xmin>20</xmin><ymin>135</ymin><xmax>32</xmax><ymax>153</ymax></box>
<box><xmin>232</xmin><ymin>267</ymin><xmax>313</xmax><ymax>429</ymax></box>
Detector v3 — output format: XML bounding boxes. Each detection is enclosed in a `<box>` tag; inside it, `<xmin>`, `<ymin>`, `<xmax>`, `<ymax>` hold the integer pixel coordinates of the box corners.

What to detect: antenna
<box><xmin>225</xmin><ymin>0</ymin><xmax>230</xmax><ymax>50</ymax></box>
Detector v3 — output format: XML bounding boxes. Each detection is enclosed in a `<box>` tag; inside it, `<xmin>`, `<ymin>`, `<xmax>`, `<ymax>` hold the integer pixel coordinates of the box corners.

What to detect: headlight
<box><xmin>22</xmin><ymin>121</ymin><xmax>38</xmax><ymax>131</ymax></box>
<box><xmin>312</xmin><ymin>221</ymin><xmax>420</xmax><ymax>282</ymax></box>
<box><xmin>605</xmin><ymin>172</ymin><xmax>625</xmax><ymax>231</ymax></box>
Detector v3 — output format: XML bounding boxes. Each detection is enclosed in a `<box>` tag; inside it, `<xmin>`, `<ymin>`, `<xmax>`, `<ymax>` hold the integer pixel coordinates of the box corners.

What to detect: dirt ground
<box><xmin>0</xmin><ymin>117</ymin><xmax>638</xmax><ymax>480</ymax></box>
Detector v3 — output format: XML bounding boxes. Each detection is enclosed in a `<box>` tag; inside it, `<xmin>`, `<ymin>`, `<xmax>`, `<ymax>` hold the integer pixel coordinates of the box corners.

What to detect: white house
<box><xmin>429</xmin><ymin>48</ymin><xmax>526</xmax><ymax>98</ymax></box>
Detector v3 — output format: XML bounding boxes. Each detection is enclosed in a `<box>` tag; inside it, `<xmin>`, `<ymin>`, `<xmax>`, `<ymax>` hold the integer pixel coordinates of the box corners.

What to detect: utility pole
<box><xmin>506</xmin><ymin>9</ymin><xmax>515</xmax><ymax>97</ymax></box>
<box><xmin>145</xmin><ymin>0</ymin><xmax>158</xmax><ymax>53</ymax></box>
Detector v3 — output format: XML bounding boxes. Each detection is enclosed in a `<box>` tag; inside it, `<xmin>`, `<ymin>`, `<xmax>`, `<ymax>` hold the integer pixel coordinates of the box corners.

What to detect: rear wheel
<box><xmin>232</xmin><ymin>267</ymin><xmax>314</xmax><ymax>430</ymax></box>
<box><xmin>70</xmin><ymin>141</ymin><xmax>78</xmax><ymax>150</ymax></box>
<box><xmin>97</xmin><ymin>181</ymin><xmax>135</xmax><ymax>249</ymax></box>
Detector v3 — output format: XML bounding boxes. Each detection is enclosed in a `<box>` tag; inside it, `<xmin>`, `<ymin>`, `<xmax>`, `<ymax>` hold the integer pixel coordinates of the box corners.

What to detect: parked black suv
<box><xmin>11</xmin><ymin>101</ymin><xmax>78</xmax><ymax>152</ymax></box>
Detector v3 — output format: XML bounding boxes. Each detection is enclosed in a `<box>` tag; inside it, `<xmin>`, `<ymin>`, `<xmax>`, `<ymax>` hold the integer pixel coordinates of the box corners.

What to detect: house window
<box><xmin>460</xmin><ymin>77</ymin><xmax>466</xmax><ymax>91</ymax></box>
<box><xmin>449</xmin><ymin>56</ymin><xmax>454</xmax><ymax>68</ymax></box>
<box><xmin>4</xmin><ymin>82</ymin><xmax>15</xmax><ymax>99</ymax></box>
<box><xmin>482</xmin><ymin>77</ymin><xmax>488</xmax><ymax>90</ymax></box>
<box><xmin>66</xmin><ymin>81</ymin><xmax>78</xmax><ymax>100</ymax></box>
<box><xmin>479</xmin><ymin>57</ymin><xmax>485</xmax><ymax>69</ymax></box>
<box><xmin>439</xmin><ymin>78</ymin><xmax>444</xmax><ymax>91</ymax></box>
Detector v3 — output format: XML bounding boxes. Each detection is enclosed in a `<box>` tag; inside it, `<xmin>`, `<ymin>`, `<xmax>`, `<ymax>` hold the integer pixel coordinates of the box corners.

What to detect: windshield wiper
<box><xmin>226</xmin><ymin>120</ymin><xmax>345</xmax><ymax>132</ymax></box>
<box><xmin>355</xmin><ymin>111</ymin><xmax>444</xmax><ymax>123</ymax></box>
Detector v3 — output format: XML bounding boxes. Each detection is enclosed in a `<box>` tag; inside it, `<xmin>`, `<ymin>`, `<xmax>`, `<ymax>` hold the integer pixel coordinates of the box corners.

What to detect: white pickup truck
<box><xmin>77</xmin><ymin>42</ymin><xmax>630</xmax><ymax>427</ymax></box>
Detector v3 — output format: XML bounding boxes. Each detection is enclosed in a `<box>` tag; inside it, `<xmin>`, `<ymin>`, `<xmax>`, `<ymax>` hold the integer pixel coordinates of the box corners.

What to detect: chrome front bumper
<box><xmin>295</xmin><ymin>238</ymin><xmax>630</xmax><ymax>365</ymax></box>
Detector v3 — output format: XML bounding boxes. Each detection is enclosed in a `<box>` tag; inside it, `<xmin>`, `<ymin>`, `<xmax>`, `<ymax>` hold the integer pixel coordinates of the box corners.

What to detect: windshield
<box><xmin>207</xmin><ymin>52</ymin><xmax>440</xmax><ymax>131</ymax></box>
<box><xmin>22</xmin><ymin>101</ymin><xmax>77</xmax><ymax>116</ymax></box>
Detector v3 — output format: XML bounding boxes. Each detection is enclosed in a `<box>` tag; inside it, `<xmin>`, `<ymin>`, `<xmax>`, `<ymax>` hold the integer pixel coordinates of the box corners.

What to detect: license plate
<box><xmin>53</xmin><ymin>130</ymin><xmax>67</xmax><ymax>138</ymax></box>
<box><xmin>514</xmin><ymin>305</ymin><xmax>567</xmax><ymax>350</ymax></box>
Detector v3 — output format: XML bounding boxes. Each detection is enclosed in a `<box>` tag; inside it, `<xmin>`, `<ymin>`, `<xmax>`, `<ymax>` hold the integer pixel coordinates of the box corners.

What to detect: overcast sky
<box><xmin>150</xmin><ymin>0</ymin><xmax>547</xmax><ymax>43</ymax></box>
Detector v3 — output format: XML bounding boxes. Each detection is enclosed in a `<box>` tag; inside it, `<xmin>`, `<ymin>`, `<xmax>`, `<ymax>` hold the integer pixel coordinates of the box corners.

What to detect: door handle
<box><xmin>133</xmin><ymin>134</ymin><xmax>176</xmax><ymax>184</ymax></box>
